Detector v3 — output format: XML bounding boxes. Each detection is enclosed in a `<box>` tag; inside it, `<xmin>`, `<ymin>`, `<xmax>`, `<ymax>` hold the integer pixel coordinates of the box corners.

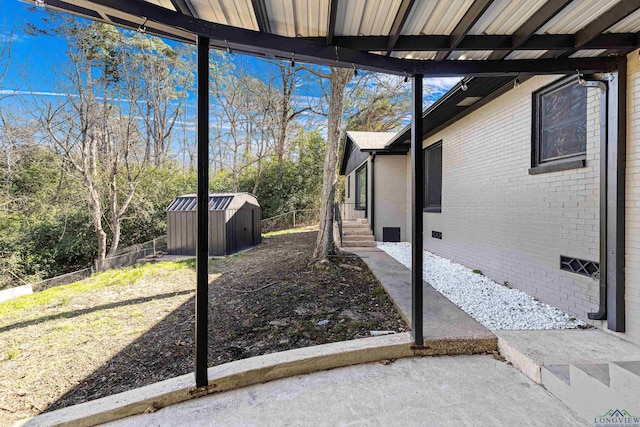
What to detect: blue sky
<box><xmin>0</xmin><ymin>0</ymin><xmax>459</xmax><ymax>138</ymax></box>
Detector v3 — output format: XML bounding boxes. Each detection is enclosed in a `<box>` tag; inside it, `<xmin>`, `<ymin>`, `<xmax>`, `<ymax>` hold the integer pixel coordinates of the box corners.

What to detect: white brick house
<box><xmin>340</xmin><ymin>48</ymin><xmax>640</xmax><ymax>346</ymax></box>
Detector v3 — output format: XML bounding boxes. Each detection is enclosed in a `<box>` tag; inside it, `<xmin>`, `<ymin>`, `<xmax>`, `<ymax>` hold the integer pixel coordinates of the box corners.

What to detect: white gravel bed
<box><xmin>377</xmin><ymin>242</ymin><xmax>586</xmax><ymax>331</ymax></box>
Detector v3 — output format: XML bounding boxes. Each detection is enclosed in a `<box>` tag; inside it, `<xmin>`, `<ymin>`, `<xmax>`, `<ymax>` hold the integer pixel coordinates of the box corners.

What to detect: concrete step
<box><xmin>343</xmin><ymin>228</ymin><xmax>373</xmax><ymax>235</ymax></box>
<box><xmin>541</xmin><ymin>361</ymin><xmax>640</xmax><ymax>422</ymax></box>
<box><xmin>495</xmin><ymin>330</ymin><xmax>640</xmax><ymax>424</ymax></box>
<box><xmin>610</xmin><ymin>361</ymin><xmax>640</xmax><ymax>389</ymax></box>
<box><xmin>543</xmin><ymin>365</ymin><xmax>570</xmax><ymax>385</ymax></box>
<box><xmin>341</xmin><ymin>240</ymin><xmax>377</xmax><ymax>247</ymax></box>
<box><xmin>572</xmin><ymin>363</ymin><xmax>610</xmax><ymax>387</ymax></box>
<box><xmin>342</xmin><ymin>234</ymin><xmax>374</xmax><ymax>241</ymax></box>
<box><xmin>342</xmin><ymin>222</ymin><xmax>370</xmax><ymax>229</ymax></box>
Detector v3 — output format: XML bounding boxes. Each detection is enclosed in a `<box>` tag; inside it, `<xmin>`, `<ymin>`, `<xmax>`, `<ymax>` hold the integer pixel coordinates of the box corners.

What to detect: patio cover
<box><xmin>32</xmin><ymin>0</ymin><xmax>638</xmax><ymax>387</ymax></box>
<box><xmin>33</xmin><ymin>0</ymin><xmax>640</xmax><ymax>75</ymax></box>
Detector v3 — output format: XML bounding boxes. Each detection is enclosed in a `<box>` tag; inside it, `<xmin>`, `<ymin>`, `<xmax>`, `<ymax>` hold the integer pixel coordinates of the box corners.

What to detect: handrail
<box><xmin>334</xmin><ymin>202</ymin><xmax>343</xmax><ymax>246</ymax></box>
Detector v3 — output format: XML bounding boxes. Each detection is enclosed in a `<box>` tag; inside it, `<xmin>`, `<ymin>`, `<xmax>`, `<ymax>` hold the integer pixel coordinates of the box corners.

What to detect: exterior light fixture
<box><xmin>137</xmin><ymin>17</ymin><xmax>148</xmax><ymax>33</ymax></box>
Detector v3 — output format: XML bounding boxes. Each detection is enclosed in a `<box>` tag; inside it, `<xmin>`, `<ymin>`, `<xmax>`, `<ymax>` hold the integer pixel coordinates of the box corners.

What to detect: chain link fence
<box><xmin>261</xmin><ymin>209</ymin><xmax>321</xmax><ymax>233</ymax></box>
<box><xmin>95</xmin><ymin>235</ymin><xmax>167</xmax><ymax>272</ymax></box>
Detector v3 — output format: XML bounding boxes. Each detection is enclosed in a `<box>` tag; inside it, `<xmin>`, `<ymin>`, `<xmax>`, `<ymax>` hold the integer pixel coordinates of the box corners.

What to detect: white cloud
<box><xmin>0</xmin><ymin>89</ymin><xmax>70</xmax><ymax>97</ymax></box>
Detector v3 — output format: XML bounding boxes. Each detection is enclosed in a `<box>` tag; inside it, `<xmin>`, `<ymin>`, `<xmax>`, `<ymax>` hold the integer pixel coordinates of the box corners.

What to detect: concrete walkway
<box><xmin>105</xmin><ymin>356</ymin><xmax>586</xmax><ymax>427</ymax></box>
<box><xmin>348</xmin><ymin>247</ymin><xmax>497</xmax><ymax>354</ymax></box>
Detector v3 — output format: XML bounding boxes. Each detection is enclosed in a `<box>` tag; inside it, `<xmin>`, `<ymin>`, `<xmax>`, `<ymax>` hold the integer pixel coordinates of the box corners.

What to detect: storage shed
<box><xmin>167</xmin><ymin>193</ymin><xmax>261</xmax><ymax>256</ymax></box>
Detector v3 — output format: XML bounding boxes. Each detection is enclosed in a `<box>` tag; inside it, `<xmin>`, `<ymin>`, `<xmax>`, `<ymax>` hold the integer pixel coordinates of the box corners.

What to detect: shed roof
<box><xmin>32</xmin><ymin>0</ymin><xmax>638</xmax><ymax>77</ymax></box>
<box><xmin>167</xmin><ymin>193</ymin><xmax>259</xmax><ymax>211</ymax></box>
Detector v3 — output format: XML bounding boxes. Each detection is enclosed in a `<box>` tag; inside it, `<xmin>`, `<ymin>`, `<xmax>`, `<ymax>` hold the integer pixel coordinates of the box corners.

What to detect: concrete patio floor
<box><xmin>104</xmin><ymin>355</ymin><xmax>586</xmax><ymax>427</ymax></box>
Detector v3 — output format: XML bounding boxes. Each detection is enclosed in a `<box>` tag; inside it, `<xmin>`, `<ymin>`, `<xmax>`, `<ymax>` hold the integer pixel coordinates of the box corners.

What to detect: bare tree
<box><xmin>313</xmin><ymin>67</ymin><xmax>352</xmax><ymax>259</ymax></box>
<box><xmin>30</xmin><ymin>20</ymin><xmax>149</xmax><ymax>262</ymax></box>
<box><xmin>123</xmin><ymin>34</ymin><xmax>194</xmax><ymax>167</ymax></box>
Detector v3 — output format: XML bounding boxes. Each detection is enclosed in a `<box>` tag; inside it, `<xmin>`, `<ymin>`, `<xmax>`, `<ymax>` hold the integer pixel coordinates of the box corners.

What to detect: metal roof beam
<box><xmin>42</xmin><ymin>0</ymin><xmax>616</xmax><ymax>76</ymax></box>
<box><xmin>251</xmin><ymin>0</ymin><xmax>271</xmax><ymax>34</ymax></box>
<box><xmin>545</xmin><ymin>1</ymin><xmax>640</xmax><ymax>58</ymax></box>
<box><xmin>434</xmin><ymin>0</ymin><xmax>494</xmax><ymax>61</ymax></box>
<box><xmin>489</xmin><ymin>0</ymin><xmax>572</xmax><ymax>60</ymax></box>
<box><xmin>326</xmin><ymin>0</ymin><xmax>338</xmax><ymax>45</ymax></box>
<box><xmin>575</xmin><ymin>1</ymin><xmax>640</xmax><ymax>48</ymax></box>
<box><xmin>303</xmin><ymin>33</ymin><xmax>638</xmax><ymax>53</ymax></box>
<box><xmin>386</xmin><ymin>0</ymin><xmax>416</xmax><ymax>55</ymax></box>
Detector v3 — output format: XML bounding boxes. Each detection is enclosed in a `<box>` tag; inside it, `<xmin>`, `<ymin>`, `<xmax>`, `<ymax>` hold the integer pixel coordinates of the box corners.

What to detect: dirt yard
<box><xmin>0</xmin><ymin>231</ymin><xmax>406</xmax><ymax>425</ymax></box>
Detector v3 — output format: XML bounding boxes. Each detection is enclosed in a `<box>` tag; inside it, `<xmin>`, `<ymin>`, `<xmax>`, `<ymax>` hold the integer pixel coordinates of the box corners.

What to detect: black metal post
<box><xmin>607</xmin><ymin>57</ymin><xmax>626</xmax><ymax>332</ymax></box>
<box><xmin>195</xmin><ymin>35</ymin><xmax>210</xmax><ymax>387</ymax></box>
<box><xmin>589</xmin><ymin>76</ymin><xmax>608</xmax><ymax>321</ymax></box>
<box><xmin>370</xmin><ymin>153</ymin><xmax>375</xmax><ymax>235</ymax></box>
<box><xmin>411</xmin><ymin>74</ymin><xmax>424</xmax><ymax>346</ymax></box>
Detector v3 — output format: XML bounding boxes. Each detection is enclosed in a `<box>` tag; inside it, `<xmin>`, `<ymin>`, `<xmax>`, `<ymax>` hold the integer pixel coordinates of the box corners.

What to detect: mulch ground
<box><xmin>0</xmin><ymin>231</ymin><xmax>406</xmax><ymax>425</ymax></box>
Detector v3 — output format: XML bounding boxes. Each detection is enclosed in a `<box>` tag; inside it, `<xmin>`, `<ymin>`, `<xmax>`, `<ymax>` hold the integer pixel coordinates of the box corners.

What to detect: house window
<box><xmin>531</xmin><ymin>77</ymin><xmax>587</xmax><ymax>173</ymax></box>
<box><xmin>423</xmin><ymin>141</ymin><xmax>442</xmax><ymax>212</ymax></box>
<box><xmin>355</xmin><ymin>164</ymin><xmax>367</xmax><ymax>210</ymax></box>
<box><xmin>347</xmin><ymin>175</ymin><xmax>350</xmax><ymax>199</ymax></box>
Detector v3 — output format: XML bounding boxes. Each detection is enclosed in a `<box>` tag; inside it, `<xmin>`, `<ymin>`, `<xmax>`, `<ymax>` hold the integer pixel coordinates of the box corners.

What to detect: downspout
<box><xmin>370</xmin><ymin>152</ymin><xmax>376</xmax><ymax>237</ymax></box>
<box><xmin>586</xmin><ymin>76</ymin><xmax>609</xmax><ymax>321</ymax></box>
<box><xmin>585</xmin><ymin>58</ymin><xmax>626</xmax><ymax>332</ymax></box>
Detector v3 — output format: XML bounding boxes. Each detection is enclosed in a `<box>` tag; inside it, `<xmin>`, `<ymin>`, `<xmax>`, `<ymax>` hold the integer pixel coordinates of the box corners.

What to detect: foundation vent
<box><xmin>560</xmin><ymin>256</ymin><xmax>599</xmax><ymax>278</ymax></box>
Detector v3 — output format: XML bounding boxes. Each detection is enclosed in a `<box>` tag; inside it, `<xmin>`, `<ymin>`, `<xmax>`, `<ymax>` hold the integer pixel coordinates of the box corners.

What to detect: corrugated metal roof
<box><xmin>569</xmin><ymin>49</ymin><xmax>607</xmax><ymax>58</ymax></box>
<box><xmin>469</xmin><ymin>0</ymin><xmax>547</xmax><ymax>35</ymax></box>
<box><xmin>536</xmin><ymin>0</ymin><xmax>621</xmax><ymax>34</ymax></box>
<box><xmin>189</xmin><ymin>0</ymin><xmax>258</xmax><ymax>30</ymax></box>
<box><xmin>606</xmin><ymin>8</ymin><xmax>640</xmax><ymax>32</ymax></box>
<box><xmin>505</xmin><ymin>50</ymin><xmax>548</xmax><ymax>60</ymax></box>
<box><xmin>449</xmin><ymin>50</ymin><xmax>494</xmax><ymax>60</ymax></box>
<box><xmin>336</xmin><ymin>0</ymin><xmax>401</xmax><ymax>36</ymax></box>
<box><xmin>35</xmin><ymin>0</ymin><xmax>640</xmax><ymax>72</ymax></box>
<box><xmin>395</xmin><ymin>51</ymin><xmax>438</xmax><ymax>60</ymax></box>
<box><xmin>346</xmin><ymin>131</ymin><xmax>398</xmax><ymax>150</ymax></box>
<box><xmin>265</xmin><ymin>0</ymin><xmax>328</xmax><ymax>37</ymax></box>
<box><xmin>145</xmin><ymin>0</ymin><xmax>176</xmax><ymax>12</ymax></box>
<box><xmin>167</xmin><ymin>195</ymin><xmax>234</xmax><ymax>211</ymax></box>
<box><xmin>401</xmin><ymin>0</ymin><xmax>475</xmax><ymax>35</ymax></box>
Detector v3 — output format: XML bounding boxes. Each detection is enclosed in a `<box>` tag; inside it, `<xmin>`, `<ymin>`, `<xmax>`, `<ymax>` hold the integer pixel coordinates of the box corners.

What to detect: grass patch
<box><xmin>0</xmin><ymin>260</ymin><xmax>192</xmax><ymax>317</ymax></box>
<box><xmin>4</xmin><ymin>347</ymin><xmax>18</xmax><ymax>360</ymax></box>
<box><xmin>370</xmin><ymin>286</ymin><xmax>386</xmax><ymax>297</ymax></box>
<box><xmin>263</xmin><ymin>225</ymin><xmax>318</xmax><ymax>238</ymax></box>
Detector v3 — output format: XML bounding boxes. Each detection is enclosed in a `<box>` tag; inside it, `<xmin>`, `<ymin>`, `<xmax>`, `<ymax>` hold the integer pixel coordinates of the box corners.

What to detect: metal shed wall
<box><xmin>167</xmin><ymin>194</ymin><xmax>260</xmax><ymax>256</ymax></box>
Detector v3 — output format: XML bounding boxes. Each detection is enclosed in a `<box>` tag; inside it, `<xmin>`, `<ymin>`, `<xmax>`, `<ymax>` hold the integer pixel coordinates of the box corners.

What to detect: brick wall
<box><xmin>408</xmin><ymin>75</ymin><xmax>604</xmax><ymax>325</ymax></box>
<box><xmin>625</xmin><ymin>48</ymin><xmax>640</xmax><ymax>344</ymax></box>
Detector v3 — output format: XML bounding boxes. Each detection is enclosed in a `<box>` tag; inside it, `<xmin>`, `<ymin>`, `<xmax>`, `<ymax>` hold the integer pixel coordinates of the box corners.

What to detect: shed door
<box><xmin>235</xmin><ymin>209</ymin><xmax>253</xmax><ymax>251</ymax></box>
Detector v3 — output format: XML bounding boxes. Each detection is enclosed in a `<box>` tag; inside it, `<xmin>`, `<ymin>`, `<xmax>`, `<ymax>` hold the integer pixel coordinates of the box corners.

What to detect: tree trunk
<box><xmin>314</xmin><ymin>67</ymin><xmax>351</xmax><ymax>259</ymax></box>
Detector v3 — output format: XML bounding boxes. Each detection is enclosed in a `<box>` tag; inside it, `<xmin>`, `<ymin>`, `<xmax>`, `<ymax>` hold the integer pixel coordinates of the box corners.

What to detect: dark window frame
<box><xmin>530</xmin><ymin>76</ymin><xmax>587</xmax><ymax>174</ymax></box>
<box><xmin>347</xmin><ymin>175</ymin><xmax>350</xmax><ymax>199</ymax></box>
<box><xmin>355</xmin><ymin>163</ymin><xmax>367</xmax><ymax>211</ymax></box>
<box><xmin>423</xmin><ymin>141</ymin><xmax>442</xmax><ymax>213</ymax></box>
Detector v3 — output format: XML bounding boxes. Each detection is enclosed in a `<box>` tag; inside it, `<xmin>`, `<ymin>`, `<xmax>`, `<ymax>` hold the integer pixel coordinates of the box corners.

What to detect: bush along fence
<box><xmin>261</xmin><ymin>209</ymin><xmax>320</xmax><ymax>233</ymax></box>
<box><xmin>0</xmin><ymin>235</ymin><xmax>169</xmax><ymax>304</ymax></box>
